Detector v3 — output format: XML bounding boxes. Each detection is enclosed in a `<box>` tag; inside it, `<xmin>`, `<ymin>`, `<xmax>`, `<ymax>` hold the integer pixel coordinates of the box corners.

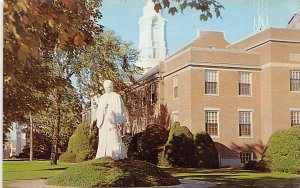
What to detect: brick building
<box><xmin>129</xmin><ymin>12</ymin><xmax>300</xmax><ymax>166</ymax></box>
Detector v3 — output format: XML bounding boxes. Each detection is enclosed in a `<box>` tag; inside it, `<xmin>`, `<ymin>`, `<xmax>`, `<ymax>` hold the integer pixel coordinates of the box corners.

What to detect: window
<box><xmin>290</xmin><ymin>70</ymin><xmax>300</xmax><ymax>91</ymax></box>
<box><xmin>205</xmin><ymin>110</ymin><xmax>219</xmax><ymax>136</ymax></box>
<box><xmin>205</xmin><ymin>70</ymin><xmax>218</xmax><ymax>94</ymax></box>
<box><xmin>150</xmin><ymin>83</ymin><xmax>156</xmax><ymax>105</ymax></box>
<box><xmin>240</xmin><ymin>152</ymin><xmax>253</xmax><ymax>163</ymax></box>
<box><xmin>239</xmin><ymin>72</ymin><xmax>251</xmax><ymax>95</ymax></box>
<box><xmin>291</xmin><ymin>111</ymin><xmax>300</xmax><ymax>126</ymax></box>
<box><xmin>172</xmin><ymin>112</ymin><xmax>179</xmax><ymax>123</ymax></box>
<box><xmin>173</xmin><ymin>76</ymin><xmax>178</xmax><ymax>98</ymax></box>
<box><xmin>239</xmin><ymin>111</ymin><xmax>252</xmax><ymax>137</ymax></box>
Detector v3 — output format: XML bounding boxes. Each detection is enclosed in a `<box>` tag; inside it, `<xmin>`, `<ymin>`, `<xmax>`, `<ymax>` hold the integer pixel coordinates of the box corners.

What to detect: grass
<box><xmin>47</xmin><ymin>158</ymin><xmax>179</xmax><ymax>187</ymax></box>
<box><xmin>164</xmin><ymin>168</ymin><xmax>300</xmax><ymax>188</ymax></box>
<box><xmin>3</xmin><ymin>160</ymin><xmax>75</xmax><ymax>188</ymax></box>
<box><xmin>3</xmin><ymin>160</ymin><xmax>300</xmax><ymax>188</ymax></box>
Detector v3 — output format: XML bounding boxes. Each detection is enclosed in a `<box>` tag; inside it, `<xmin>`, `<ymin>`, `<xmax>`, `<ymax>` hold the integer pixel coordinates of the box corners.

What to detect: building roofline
<box><xmin>288</xmin><ymin>12</ymin><xmax>300</xmax><ymax>24</ymax></box>
<box><xmin>163</xmin><ymin>46</ymin><xmax>259</xmax><ymax>65</ymax></box>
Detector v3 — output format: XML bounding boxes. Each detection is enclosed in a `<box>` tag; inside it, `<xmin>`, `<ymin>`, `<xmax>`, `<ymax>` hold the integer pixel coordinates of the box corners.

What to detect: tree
<box><xmin>22</xmin><ymin>80</ymin><xmax>81</xmax><ymax>160</ymax></box>
<box><xmin>76</xmin><ymin>30</ymin><xmax>140</xmax><ymax>107</ymax></box>
<box><xmin>153</xmin><ymin>0</ymin><xmax>224</xmax><ymax>21</ymax></box>
<box><xmin>3</xmin><ymin>0</ymin><xmax>102</xmax><ymax>130</ymax></box>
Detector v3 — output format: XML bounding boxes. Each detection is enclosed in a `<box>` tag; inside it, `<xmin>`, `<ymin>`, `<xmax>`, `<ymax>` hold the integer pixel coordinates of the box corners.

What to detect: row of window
<box><xmin>173</xmin><ymin>70</ymin><xmax>300</xmax><ymax>98</ymax></box>
<box><xmin>172</xmin><ymin>110</ymin><xmax>300</xmax><ymax>137</ymax></box>
<box><xmin>205</xmin><ymin>110</ymin><xmax>253</xmax><ymax>137</ymax></box>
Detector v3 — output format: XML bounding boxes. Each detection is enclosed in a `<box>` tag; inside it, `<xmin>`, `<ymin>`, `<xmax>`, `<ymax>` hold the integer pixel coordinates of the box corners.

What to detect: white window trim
<box><xmin>290</xmin><ymin>70</ymin><xmax>300</xmax><ymax>93</ymax></box>
<box><xmin>172</xmin><ymin>111</ymin><xmax>179</xmax><ymax>123</ymax></box>
<box><xmin>238</xmin><ymin>109</ymin><xmax>254</xmax><ymax>138</ymax></box>
<box><xmin>204</xmin><ymin>69</ymin><xmax>219</xmax><ymax>96</ymax></box>
<box><xmin>204</xmin><ymin>108</ymin><xmax>220</xmax><ymax>138</ymax></box>
<box><xmin>238</xmin><ymin>71</ymin><xmax>252</xmax><ymax>97</ymax></box>
<box><xmin>240</xmin><ymin>152</ymin><xmax>254</xmax><ymax>163</ymax></box>
<box><xmin>290</xmin><ymin>108</ymin><xmax>300</xmax><ymax>126</ymax></box>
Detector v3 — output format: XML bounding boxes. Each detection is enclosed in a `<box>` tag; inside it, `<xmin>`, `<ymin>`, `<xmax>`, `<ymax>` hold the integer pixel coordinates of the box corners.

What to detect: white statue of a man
<box><xmin>94</xmin><ymin>80</ymin><xmax>127</xmax><ymax>160</ymax></box>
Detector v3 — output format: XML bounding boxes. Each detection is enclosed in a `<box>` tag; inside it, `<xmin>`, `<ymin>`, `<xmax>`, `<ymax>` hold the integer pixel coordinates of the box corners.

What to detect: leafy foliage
<box><xmin>75</xmin><ymin>149</ymin><xmax>96</xmax><ymax>163</ymax></box>
<box><xmin>127</xmin><ymin>132</ymin><xmax>144</xmax><ymax>160</ymax></box>
<box><xmin>76</xmin><ymin>30</ymin><xmax>140</xmax><ymax>109</ymax></box>
<box><xmin>21</xmin><ymin>84</ymin><xmax>81</xmax><ymax>160</ymax></box>
<box><xmin>127</xmin><ymin>124</ymin><xmax>168</xmax><ymax>165</ymax></box>
<box><xmin>47</xmin><ymin>158</ymin><xmax>180</xmax><ymax>187</ymax></box>
<box><xmin>153</xmin><ymin>0</ymin><xmax>224</xmax><ymax>21</ymax></box>
<box><xmin>159</xmin><ymin>122</ymin><xmax>195</xmax><ymax>167</ymax></box>
<box><xmin>59</xmin><ymin>124</ymin><xmax>96</xmax><ymax>163</ymax></box>
<box><xmin>67</xmin><ymin>124</ymin><xmax>92</xmax><ymax>154</ymax></box>
<box><xmin>3</xmin><ymin>0</ymin><xmax>102</xmax><ymax>128</ymax></box>
<box><xmin>262</xmin><ymin>126</ymin><xmax>300</xmax><ymax>174</ymax></box>
<box><xmin>58</xmin><ymin>152</ymin><xmax>76</xmax><ymax>163</ymax></box>
<box><xmin>194</xmin><ymin>131</ymin><xmax>219</xmax><ymax>168</ymax></box>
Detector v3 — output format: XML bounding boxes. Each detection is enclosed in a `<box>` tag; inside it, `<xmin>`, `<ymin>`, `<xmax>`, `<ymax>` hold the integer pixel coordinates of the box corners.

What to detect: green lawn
<box><xmin>3</xmin><ymin>161</ymin><xmax>300</xmax><ymax>188</ymax></box>
<box><xmin>165</xmin><ymin>168</ymin><xmax>300</xmax><ymax>188</ymax></box>
<box><xmin>3</xmin><ymin>160</ymin><xmax>75</xmax><ymax>188</ymax></box>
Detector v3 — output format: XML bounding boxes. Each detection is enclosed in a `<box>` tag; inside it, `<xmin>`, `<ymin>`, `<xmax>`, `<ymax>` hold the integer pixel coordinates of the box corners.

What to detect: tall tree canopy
<box><xmin>4</xmin><ymin>0</ymin><xmax>102</xmax><ymax>127</ymax></box>
<box><xmin>3</xmin><ymin>0</ymin><xmax>223</xmax><ymax>129</ymax></box>
<box><xmin>76</xmin><ymin>30</ymin><xmax>140</xmax><ymax>107</ymax></box>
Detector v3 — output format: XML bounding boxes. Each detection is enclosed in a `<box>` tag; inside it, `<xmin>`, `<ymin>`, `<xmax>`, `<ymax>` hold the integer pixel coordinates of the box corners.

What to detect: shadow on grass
<box><xmin>164</xmin><ymin>168</ymin><xmax>300</xmax><ymax>188</ymax></box>
<box><xmin>42</xmin><ymin>167</ymin><xmax>68</xmax><ymax>171</ymax></box>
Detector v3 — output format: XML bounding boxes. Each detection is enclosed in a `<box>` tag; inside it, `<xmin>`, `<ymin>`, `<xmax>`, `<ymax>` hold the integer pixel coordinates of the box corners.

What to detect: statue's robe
<box><xmin>95</xmin><ymin>91</ymin><xmax>127</xmax><ymax>160</ymax></box>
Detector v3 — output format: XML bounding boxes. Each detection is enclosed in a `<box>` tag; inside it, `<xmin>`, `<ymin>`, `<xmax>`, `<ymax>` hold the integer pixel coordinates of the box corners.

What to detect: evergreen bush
<box><xmin>47</xmin><ymin>158</ymin><xmax>180</xmax><ymax>187</ymax></box>
<box><xmin>67</xmin><ymin>124</ymin><xmax>91</xmax><ymax>153</ymax></box>
<box><xmin>262</xmin><ymin>126</ymin><xmax>300</xmax><ymax>174</ymax></box>
<box><xmin>58</xmin><ymin>152</ymin><xmax>76</xmax><ymax>163</ymax></box>
<box><xmin>159</xmin><ymin>122</ymin><xmax>195</xmax><ymax>167</ymax></box>
<box><xmin>127</xmin><ymin>132</ymin><xmax>144</xmax><ymax>160</ymax></box>
<box><xmin>194</xmin><ymin>131</ymin><xmax>219</xmax><ymax>168</ymax></box>
<box><xmin>140</xmin><ymin>124</ymin><xmax>168</xmax><ymax>164</ymax></box>
<box><xmin>75</xmin><ymin>149</ymin><xmax>96</xmax><ymax>163</ymax></box>
<box><xmin>127</xmin><ymin>124</ymin><xmax>168</xmax><ymax>165</ymax></box>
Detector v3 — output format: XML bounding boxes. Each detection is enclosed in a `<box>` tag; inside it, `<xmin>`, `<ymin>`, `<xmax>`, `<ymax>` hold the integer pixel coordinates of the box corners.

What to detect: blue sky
<box><xmin>99</xmin><ymin>0</ymin><xmax>300</xmax><ymax>55</ymax></box>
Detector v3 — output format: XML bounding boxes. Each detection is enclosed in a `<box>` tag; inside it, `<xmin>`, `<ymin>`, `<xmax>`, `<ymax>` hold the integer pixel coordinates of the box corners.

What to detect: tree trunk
<box><xmin>29</xmin><ymin>113</ymin><xmax>33</xmax><ymax>161</ymax></box>
<box><xmin>50</xmin><ymin>95</ymin><xmax>61</xmax><ymax>165</ymax></box>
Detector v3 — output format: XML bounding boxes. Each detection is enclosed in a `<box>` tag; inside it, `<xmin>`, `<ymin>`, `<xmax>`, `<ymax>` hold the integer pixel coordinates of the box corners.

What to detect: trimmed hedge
<box><xmin>59</xmin><ymin>124</ymin><xmax>96</xmax><ymax>163</ymax></box>
<box><xmin>261</xmin><ymin>126</ymin><xmax>300</xmax><ymax>174</ymax></box>
<box><xmin>127</xmin><ymin>124</ymin><xmax>168</xmax><ymax>165</ymax></box>
<box><xmin>194</xmin><ymin>131</ymin><xmax>219</xmax><ymax>168</ymax></box>
<box><xmin>47</xmin><ymin>158</ymin><xmax>180</xmax><ymax>187</ymax></box>
<box><xmin>58</xmin><ymin>152</ymin><xmax>76</xmax><ymax>163</ymax></box>
<box><xmin>159</xmin><ymin>122</ymin><xmax>195</xmax><ymax>167</ymax></box>
<box><xmin>67</xmin><ymin>124</ymin><xmax>91</xmax><ymax>153</ymax></box>
<box><xmin>75</xmin><ymin>149</ymin><xmax>96</xmax><ymax>163</ymax></box>
<box><xmin>127</xmin><ymin>132</ymin><xmax>144</xmax><ymax>160</ymax></box>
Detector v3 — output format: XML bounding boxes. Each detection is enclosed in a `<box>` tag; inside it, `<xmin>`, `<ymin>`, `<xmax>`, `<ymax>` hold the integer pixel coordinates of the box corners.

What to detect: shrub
<box><xmin>243</xmin><ymin>160</ymin><xmax>257</xmax><ymax>170</ymax></box>
<box><xmin>140</xmin><ymin>124</ymin><xmax>169</xmax><ymax>164</ymax></box>
<box><xmin>159</xmin><ymin>122</ymin><xmax>195</xmax><ymax>167</ymax></box>
<box><xmin>47</xmin><ymin>158</ymin><xmax>180</xmax><ymax>187</ymax></box>
<box><xmin>67</xmin><ymin>124</ymin><xmax>92</xmax><ymax>154</ymax></box>
<box><xmin>254</xmin><ymin>160</ymin><xmax>270</xmax><ymax>172</ymax></box>
<box><xmin>59</xmin><ymin>152</ymin><xmax>76</xmax><ymax>163</ymax></box>
<box><xmin>75</xmin><ymin>149</ymin><xmax>96</xmax><ymax>163</ymax></box>
<box><xmin>127</xmin><ymin>124</ymin><xmax>168</xmax><ymax>165</ymax></box>
<box><xmin>262</xmin><ymin>126</ymin><xmax>300</xmax><ymax>174</ymax></box>
<box><xmin>122</xmin><ymin>133</ymin><xmax>133</xmax><ymax>151</ymax></box>
<box><xmin>127</xmin><ymin>132</ymin><xmax>144</xmax><ymax>160</ymax></box>
<box><xmin>194</xmin><ymin>131</ymin><xmax>219</xmax><ymax>168</ymax></box>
